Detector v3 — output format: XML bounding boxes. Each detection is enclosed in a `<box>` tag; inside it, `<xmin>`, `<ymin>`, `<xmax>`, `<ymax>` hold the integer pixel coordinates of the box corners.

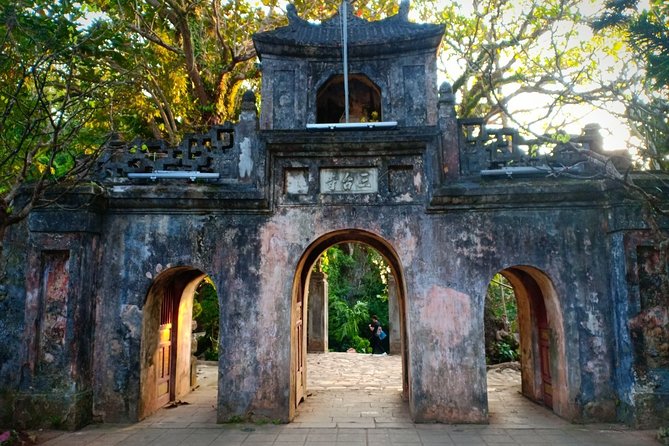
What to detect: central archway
<box><xmin>288</xmin><ymin>229</ymin><xmax>409</xmax><ymax>419</ymax></box>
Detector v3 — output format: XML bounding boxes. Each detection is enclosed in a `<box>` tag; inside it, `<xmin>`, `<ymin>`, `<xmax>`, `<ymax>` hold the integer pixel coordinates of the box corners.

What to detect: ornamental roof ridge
<box><xmin>254</xmin><ymin>1</ymin><xmax>444</xmax><ymax>56</ymax></box>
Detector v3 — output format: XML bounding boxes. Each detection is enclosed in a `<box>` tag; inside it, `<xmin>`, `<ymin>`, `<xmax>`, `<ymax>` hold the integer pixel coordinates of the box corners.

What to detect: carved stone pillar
<box><xmin>307</xmin><ymin>270</ymin><xmax>329</xmax><ymax>352</ymax></box>
<box><xmin>388</xmin><ymin>274</ymin><xmax>401</xmax><ymax>355</ymax></box>
<box><xmin>17</xmin><ymin>185</ymin><xmax>105</xmax><ymax>429</ymax></box>
<box><xmin>437</xmin><ymin>81</ymin><xmax>460</xmax><ymax>180</ymax></box>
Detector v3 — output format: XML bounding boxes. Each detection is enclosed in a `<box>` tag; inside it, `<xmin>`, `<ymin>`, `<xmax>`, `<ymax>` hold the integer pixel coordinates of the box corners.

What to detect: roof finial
<box><xmin>399</xmin><ymin>0</ymin><xmax>410</xmax><ymax>21</ymax></box>
<box><xmin>341</xmin><ymin>0</ymin><xmax>353</xmax><ymax>18</ymax></box>
<box><xmin>287</xmin><ymin>4</ymin><xmax>305</xmax><ymax>25</ymax></box>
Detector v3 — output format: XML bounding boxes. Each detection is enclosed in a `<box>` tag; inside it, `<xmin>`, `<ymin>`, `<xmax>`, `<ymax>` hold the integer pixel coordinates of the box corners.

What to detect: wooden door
<box><xmin>156</xmin><ymin>288</ymin><xmax>176</xmax><ymax>408</ymax></box>
<box><xmin>538</xmin><ymin>327</ymin><xmax>553</xmax><ymax>408</ymax></box>
<box><xmin>295</xmin><ymin>297</ymin><xmax>305</xmax><ymax>405</ymax></box>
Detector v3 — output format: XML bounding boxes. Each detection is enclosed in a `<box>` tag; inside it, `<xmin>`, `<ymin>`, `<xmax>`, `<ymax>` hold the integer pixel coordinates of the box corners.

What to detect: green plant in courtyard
<box><xmin>494</xmin><ymin>340</ymin><xmax>519</xmax><ymax>363</ymax></box>
<box><xmin>193</xmin><ymin>277</ymin><xmax>219</xmax><ymax>360</ymax></box>
<box><xmin>658</xmin><ymin>426</ymin><xmax>669</xmax><ymax>445</ymax></box>
<box><xmin>484</xmin><ymin>274</ymin><xmax>520</xmax><ymax>364</ymax></box>
<box><xmin>321</xmin><ymin>243</ymin><xmax>389</xmax><ymax>352</ymax></box>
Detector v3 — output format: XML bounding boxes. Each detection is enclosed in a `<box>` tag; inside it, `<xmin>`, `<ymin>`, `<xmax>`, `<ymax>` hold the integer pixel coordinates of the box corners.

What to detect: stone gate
<box><xmin>1</xmin><ymin>1</ymin><xmax>668</xmax><ymax>431</ymax></box>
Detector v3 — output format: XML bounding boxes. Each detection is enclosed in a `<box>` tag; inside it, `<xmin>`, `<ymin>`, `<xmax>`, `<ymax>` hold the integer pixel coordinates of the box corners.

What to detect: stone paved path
<box><xmin>35</xmin><ymin>353</ymin><xmax>659</xmax><ymax>445</ymax></box>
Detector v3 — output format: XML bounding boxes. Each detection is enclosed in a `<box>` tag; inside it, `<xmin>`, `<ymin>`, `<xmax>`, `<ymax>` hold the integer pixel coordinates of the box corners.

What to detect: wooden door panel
<box><xmin>539</xmin><ymin>328</ymin><xmax>553</xmax><ymax>408</ymax></box>
<box><xmin>295</xmin><ymin>301</ymin><xmax>305</xmax><ymax>405</ymax></box>
<box><xmin>155</xmin><ymin>287</ymin><xmax>176</xmax><ymax>409</ymax></box>
<box><xmin>156</xmin><ymin>323</ymin><xmax>172</xmax><ymax>407</ymax></box>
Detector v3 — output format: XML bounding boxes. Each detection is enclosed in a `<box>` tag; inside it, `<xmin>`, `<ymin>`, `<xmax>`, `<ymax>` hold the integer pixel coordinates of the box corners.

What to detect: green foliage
<box><xmin>0</xmin><ymin>0</ymin><xmax>117</xmax><ymax>246</ymax></box>
<box><xmin>193</xmin><ymin>278</ymin><xmax>219</xmax><ymax>360</ymax></box>
<box><xmin>320</xmin><ymin>243</ymin><xmax>389</xmax><ymax>352</ymax></box>
<box><xmin>484</xmin><ymin>274</ymin><xmax>520</xmax><ymax>364</ymax></box>
<box><xmin>593</xmin><ymin>0</ymin><xmax>669</xmax><ymax>168</ymax></box>
<box><xmin>594</xmin><ymin>0</ymin><xmax>669</xmax><ymax>88</ymax></box>
<box><xmin>493</xmin><ymin>340</ymin><xmax>519</xmax><ymax>363</ymax></box>
<box><xmin>328</xmin><ymin>298</ymin><xmax>371</xmax><ymax>352</ymax></box>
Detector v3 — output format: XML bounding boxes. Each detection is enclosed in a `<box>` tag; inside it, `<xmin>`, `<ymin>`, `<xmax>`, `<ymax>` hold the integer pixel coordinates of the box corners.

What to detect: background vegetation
<box><xmin>484</xmin><ymin>274</ymin><xmax>520</xmax><ymax>364</ymax></box>
<box><xmin>192</xmin><ymin>278</ymin><xmax>219</xmax><ymax>361</ymax></box>
<box><xmin>320</xmin><ymin>243</ymin><xmax>390</xmax><ymax>353</ymax></box>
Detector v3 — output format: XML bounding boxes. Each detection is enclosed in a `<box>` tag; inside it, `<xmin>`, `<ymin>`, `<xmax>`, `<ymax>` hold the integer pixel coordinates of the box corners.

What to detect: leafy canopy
<box><xmin>0</xmin><ymin>0</ymin><xmax>116</xmax><ymax>248</ymax></box>
<box><xmin>593</xmin><ymin>0</ymin><xmax>669</xmax><ymax>168</ymax></box>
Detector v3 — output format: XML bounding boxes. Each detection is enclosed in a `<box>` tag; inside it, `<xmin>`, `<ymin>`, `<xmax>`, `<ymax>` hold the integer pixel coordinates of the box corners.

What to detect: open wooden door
<box><xmin>156</xmin><ymin>288</ymin><xmax>176</xmax><ymax>408</ymax></box>
<box><xmin>295</xmin><ymin>294</ymin><xmax>306</xmax><ymax>406</ymax></box>
<box><xmin>535</xmin><ymin>293</ymin><xmax>553</xmax><ymax>409</ymax></box>
<box><xmin>538</xmin><ymin>327</ymin><xmax>553</xmax><ymax>408</ymax></box>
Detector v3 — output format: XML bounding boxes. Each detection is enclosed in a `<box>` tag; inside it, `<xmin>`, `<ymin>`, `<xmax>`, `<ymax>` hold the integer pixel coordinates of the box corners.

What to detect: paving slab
<box><xmin>32</xmin><ymin>353</ymin><xmax>658</xmax><ymax>445</ymax></box>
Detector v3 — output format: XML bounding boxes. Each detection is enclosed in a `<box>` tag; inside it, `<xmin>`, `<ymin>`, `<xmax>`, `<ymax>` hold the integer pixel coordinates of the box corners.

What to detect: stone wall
<box><xmin>1</xmin><ymin>119</ymin><xmax>668</xmax><ymax>428</ymax></box>
<box><xmin>1</xmin><ymin>5</ymin><xmax>668</xmax><ymax>427</ymax></box>
<box><xmin>0</xmin><ymin>187</ymin><xmax>103</xmax><ymax>429</ymax></box>
<box><xmin>82</xmin><ymin>181</ymin><xmax>623</xmax><ymax>424</ymax></box>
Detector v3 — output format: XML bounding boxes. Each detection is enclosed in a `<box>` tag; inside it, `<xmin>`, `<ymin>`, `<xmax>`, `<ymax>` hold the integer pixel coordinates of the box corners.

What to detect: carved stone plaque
<box><xmin>319</xmin><ymin>168</ymin><xmax>378</xmax><ymax>194</ymax></box>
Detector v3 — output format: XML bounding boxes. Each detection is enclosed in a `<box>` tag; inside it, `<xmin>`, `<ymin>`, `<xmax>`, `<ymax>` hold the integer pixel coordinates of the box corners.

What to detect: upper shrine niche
<box><xmin>316</xmin><ymin>74</ymin><xmax>382</xmax><ymax>123</ymax></box>
<box><xmin>253</xmin><ymin>1</ymin><xmax>445</xmax><ymax>129</ymax></box>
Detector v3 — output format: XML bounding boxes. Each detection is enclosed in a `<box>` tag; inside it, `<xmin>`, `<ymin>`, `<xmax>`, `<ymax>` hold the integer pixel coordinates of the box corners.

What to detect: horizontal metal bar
<box><xmin>127</xmin><ymin>171</ymin><xmax>220</xmax><ymax>181</ymax></box>
<box><xmin>306</xmin><ymin>121</ymin><xmax>398</xmax><ymax>130</ymax></box>
<box><xmin>480</xmin><ymin>166</ymin><xmax>568</xmax><ymax>177</ymax></box>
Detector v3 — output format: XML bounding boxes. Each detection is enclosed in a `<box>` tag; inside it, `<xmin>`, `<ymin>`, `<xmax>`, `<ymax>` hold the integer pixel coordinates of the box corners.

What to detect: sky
<box><xmin>432</xmin><ymin>0</ymin><xmax>649</xmax><ymax>152</ymax></box>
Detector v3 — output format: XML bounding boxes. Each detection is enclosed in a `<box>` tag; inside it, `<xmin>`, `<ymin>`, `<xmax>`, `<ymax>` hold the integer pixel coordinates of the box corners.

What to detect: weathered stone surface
<box><xmin>0</xmin><ymin>189</ymin><xmax>102</xmax><ymax>429</ymax></box>
<box><xmin>0</xmin><ymin>1</ymin><xmax>668</xmax><ymax>431</ymax></box>
<box><xmin>307</xmin><ymin>271</ymin><xmax>328</xmax><ymax>353</ymax></box>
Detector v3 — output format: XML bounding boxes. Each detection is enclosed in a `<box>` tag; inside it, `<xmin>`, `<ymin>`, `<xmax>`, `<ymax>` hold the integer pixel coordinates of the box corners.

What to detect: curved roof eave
<box><xmin>253</xmin><ymin>6</ymin><xmax>445</xmax><ymax>61</ymax></box>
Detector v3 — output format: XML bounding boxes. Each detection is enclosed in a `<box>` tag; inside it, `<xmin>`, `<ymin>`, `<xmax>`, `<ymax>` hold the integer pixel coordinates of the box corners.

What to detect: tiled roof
<box><xmin>254</xmin><ymin>2</ymin><xmax>444</xmax><ymax>58</ymax></box>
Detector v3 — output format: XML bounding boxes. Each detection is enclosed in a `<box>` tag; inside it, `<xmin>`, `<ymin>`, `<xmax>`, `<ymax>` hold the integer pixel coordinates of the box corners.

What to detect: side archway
<box><xmin>138</xmin><ymin>266</ymin><xmax>212</xmax><ymax>420</ymax></box>
<box><xmin>288</xmin><ymin>229</ymin><xmax>409</xmax><ymax>419</ymax></box>
<box><xmin>486</xmin><ymin>266</ymin><xmax>568</xmax><ymax>418</ymax></box>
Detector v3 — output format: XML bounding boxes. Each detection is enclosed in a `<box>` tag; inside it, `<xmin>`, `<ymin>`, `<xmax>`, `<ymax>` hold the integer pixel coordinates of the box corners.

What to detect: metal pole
<box><xmin>341</xmin><ymin>1</ymin><xmax>350</xmax><ymax>123</ymax></box>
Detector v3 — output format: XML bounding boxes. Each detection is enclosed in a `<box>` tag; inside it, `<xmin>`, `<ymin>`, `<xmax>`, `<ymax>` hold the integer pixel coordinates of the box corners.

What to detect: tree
<box><xmin>427</xmin><ymin>0</ymin><xmax>631</xmax><ymax>133</ymax></box>
<box><xmin>593</xmin><ymin>0</ymin><xmax>669</xmax><ymax>88</ymax></box>
<box><xmin>88</xmin><ymin>0</ymin><xmax>663</xmax><ymax>164</ymax></box>
<box><xmin>0</xmin><ymin>0</ymin><xmax>116</xmax><ymax>253</ymax></box>
<box><xmin>85</xmin><ymin>0</ymin><xmax>268</xmax><ymax>142</ymax></box>
<box><xmin>85</xmin><ymin>0</ymin><xmax>402</xmax><ymax>143</ymax></box>
<box><xmin>593</xmin><ymin>0</ymin><xmax>669</xmax><ymax>169</ymax></box>
<box><xmin>484</xmin><ymin>274</ymin><xmax>519</xmax><ymax>364</ymax></box>
<box><xmin>193</xmin><ymin>278</ymin><xmax>219</xmax><ymax>360</ymax></box>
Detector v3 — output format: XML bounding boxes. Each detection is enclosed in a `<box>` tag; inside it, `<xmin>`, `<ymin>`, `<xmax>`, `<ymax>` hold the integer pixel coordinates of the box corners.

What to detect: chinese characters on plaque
<box><xmin>319</xmin><ymin>168</ymin><xmax>378</xmax><ymax>194</ymax></box>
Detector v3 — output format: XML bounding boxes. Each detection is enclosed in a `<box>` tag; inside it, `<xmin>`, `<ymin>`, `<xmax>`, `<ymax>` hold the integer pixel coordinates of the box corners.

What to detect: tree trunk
<box><xmin>0</xmin><ymin>220</ymin><xmax>8</xmax><ymax>259</ymax></box>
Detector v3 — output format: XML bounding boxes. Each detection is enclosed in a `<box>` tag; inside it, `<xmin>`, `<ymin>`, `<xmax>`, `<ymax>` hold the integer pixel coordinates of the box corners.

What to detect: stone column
<box><xmin>437</xmin><ymin>81</ymin><xmax>460</xmax><ymax>180</ymax></box>
<box><xmin>17</xmin><ymin>185</ymin><xmax>105</xmax><ymax>429</ymax></box>
<box><xmin>582</xmin><ymin>123</ymin><xmax>603</xmax><ymax>154</ymax></box>
<box><xmin>388</xmin><ymin>274</ymin><xmax>401</xmax><ymax>355</ymax></box>
<box><xmin>307</xmin><ymin>271</ymin><xmax>328</xmax><ymax>352</ymax></box>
